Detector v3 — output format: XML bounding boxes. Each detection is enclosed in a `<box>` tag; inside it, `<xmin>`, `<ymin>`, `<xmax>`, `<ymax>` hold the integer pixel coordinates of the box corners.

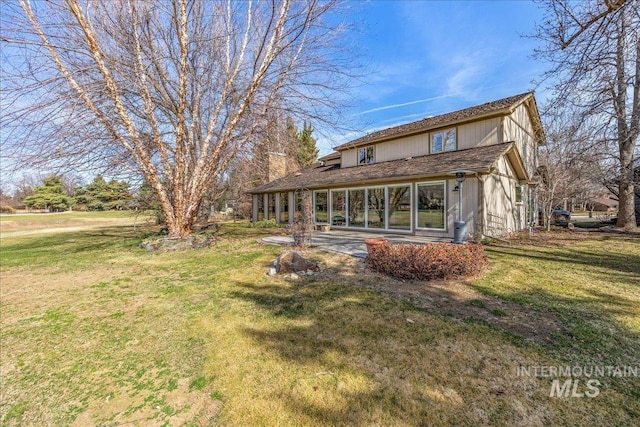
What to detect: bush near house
<box><xmin>367</xmin><ymin>242</ymin><xmax>486</xmax><ymax>281</ymax></box>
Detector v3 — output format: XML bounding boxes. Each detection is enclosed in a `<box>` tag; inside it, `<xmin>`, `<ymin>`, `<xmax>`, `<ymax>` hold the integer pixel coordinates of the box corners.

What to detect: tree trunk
<box><xmin>617</xmin><ymin>147</ymin><xmax>637</xmax><ymax>229</ymax></box>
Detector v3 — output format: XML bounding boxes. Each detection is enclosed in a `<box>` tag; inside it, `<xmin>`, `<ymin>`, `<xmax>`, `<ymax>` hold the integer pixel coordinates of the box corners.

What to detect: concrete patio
<box><xmin>260</xmin><ymin>230</ymin><xmax>451</xmax><ymax>258</ymax></box>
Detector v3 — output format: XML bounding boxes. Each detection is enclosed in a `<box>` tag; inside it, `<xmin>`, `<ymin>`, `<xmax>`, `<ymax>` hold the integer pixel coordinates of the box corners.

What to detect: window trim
<box><xmin>415</xmin><ymin>180</ymin><xmax>447</xmax><ymax>231</ymax></box>
<box><xmin>347</xmin><ymin>188</ymin><xmax>366</xmax><ymax>228</ymax></box>
<box><xmin>358</xmin><ymin>145</ymin><xmax>375</xmax><ymax>165</ymax></box>
<box><xmin>430</xmin><ymin>127</ymin><xmax>457</xmax><ymax>154</ymax></box>
<box><xmin>515</xmin><ymin>185</ymin><xmax>524</xmax><ymax>205</ymax></box>
<box><xmin>366</xmin><ymin>186</ymin><xmax>386</xmax><ymax>229</ymax></box>
<box><xmin>387</xmin><ymin>184</ymin><xmax>412</xmax><ymax>231</ymax></box>
<box><xmin>313</xmin><ymin>190</ymin><xmax>329</xmax><ymax>224</ymax></box>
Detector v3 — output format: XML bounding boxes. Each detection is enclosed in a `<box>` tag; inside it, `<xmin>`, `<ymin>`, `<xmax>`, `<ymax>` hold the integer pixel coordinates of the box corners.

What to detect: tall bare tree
<box><xmin>532</xmin><ymin>0</ymin><xmax>639</xmax><ymax>229</ymax></box>
<box><xmin>1</xmin><ymin>0</ymin><xmax>356</xmax><ymax>238</ymax></box>
<box><xmin>537</xmin><ymin>109</ymin><xmax>600</xmax><ymax>229</ymax></box>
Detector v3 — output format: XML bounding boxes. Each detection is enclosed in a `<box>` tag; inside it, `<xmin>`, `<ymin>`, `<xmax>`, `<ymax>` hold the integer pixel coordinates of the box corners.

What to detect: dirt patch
<box><xmin>507</xmin><ymin>230</ymin><xmax>591</xmax><ymax>247</ymax></box>
<box><xmin>314</xmin><ymin>252</ymin><xmax>563</xmax><ymax>345</ymax></box>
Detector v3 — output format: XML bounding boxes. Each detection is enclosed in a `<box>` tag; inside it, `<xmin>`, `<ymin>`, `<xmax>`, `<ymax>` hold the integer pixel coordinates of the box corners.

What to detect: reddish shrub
<box><xmin>367</xmin><ymin>242</ymin><xmax>486</xmax><ymax>281</ymax></box>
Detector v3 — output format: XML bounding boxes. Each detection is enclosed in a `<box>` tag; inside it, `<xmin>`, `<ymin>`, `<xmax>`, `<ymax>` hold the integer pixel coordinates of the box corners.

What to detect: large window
<box><xmin>279</xmin><ymin>192</ymin><xmax>289</xmax><ymax>223</ymax></box>
<box><xmin>431</xmin><ymin>128</ymin><xmax>456</xmax><ymax>153</ymax></box>
<box><xmin>417</xmin><ymin>182</ymin><xmax>445</xmax><ymax>229</ymax></box>
<box><xmin>267</xmin><ymin>193</ymin><xmax>276</xmax><ymax>220</ymax></box>
<box><xmin>314</xmin><ymin>191</ymin><xmax>328</xmax><ymax>223</ymax></box>
<box><xmin>348</xmin><ymin>189</ymin><xmax>365</xmax><ymax>227</ymax></box>
<box><xmin>358</xmin><ymin>146</ymin><xmax>375</xmax><ymax>165</ymax></box>
<box><xmin>367</xmin><ymin>188</ymin><xmax>385</xmax><ymax>228</ymax></box>
<box><xmin>331</xmin><ymin>190</ymin><xmax>346</xmax><ymax>226</ymax></box>
<box><xmin>388</xmin><ymin>185</ymin><xmax>411</xmax><ymax>230</ymax></box>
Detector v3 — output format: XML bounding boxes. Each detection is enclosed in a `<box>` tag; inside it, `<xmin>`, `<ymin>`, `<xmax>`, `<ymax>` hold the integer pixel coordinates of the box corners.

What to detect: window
<box><xmin>358</xmin><ymin>146</ymin><xmax>374</xmax><ymax>165</ymax></box>
<box><xmin>367</xmin><ymin>188</ymin><xmax>385</xmax><ymax>228</ymax></box>
<box><xmin>416</xmin><ymin>182</ymin><xmax>445</xmax><ymax>229</ymax></box>
<box><xmin>331</xmin><ymin>190</ymin><xmax>346</xmax><ymax>226</ymax></box>
<box><xmin>431</xmin><ymin>128</ymin><xmax>456</xmax><ymax>153</ymax></box>
<box><xmin>348</xmin><ymin>189</ymin><xmax>365</xmax><ymax>227</ymax></box>
<box><xmin>515</xmin><ymin>185</ymin><xmax>524</xmax><ymax>204</ymax></box>
<box><xmin>279</xmin><ymin>192</ymin><xmax>289</xmax><ymax>223</ymax></box>
<box><xmin>314</xmin><ymin>191</ymin><xmax>328</xmax><ymax>223</ymax></box>
<box><xmin>388</xmin><ymin>185</ymin><xmax>411</xmax><ymax>230</ymax></box>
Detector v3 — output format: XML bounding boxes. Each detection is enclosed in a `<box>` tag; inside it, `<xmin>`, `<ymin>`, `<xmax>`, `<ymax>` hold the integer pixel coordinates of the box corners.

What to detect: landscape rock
<box><xmin>275</xmin><ymin>250</ymin><xmax>319</xmax><ymax>274</ymax></box>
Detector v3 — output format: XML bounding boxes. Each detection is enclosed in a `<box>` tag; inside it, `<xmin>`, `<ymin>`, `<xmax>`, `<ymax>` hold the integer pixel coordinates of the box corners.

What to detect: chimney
<box><xmin>268</xmin><ymin>152</ymin><xmax>287</xmax><ymax>182</ymax></box>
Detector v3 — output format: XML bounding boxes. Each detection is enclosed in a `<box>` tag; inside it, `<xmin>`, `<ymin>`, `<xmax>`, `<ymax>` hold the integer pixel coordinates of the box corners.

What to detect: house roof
<box><xmin>318</xmin><ymin>151</ymin><xmax>340</xmax><ymax>162</ymax></box>
<box><xmin>334</xmin><ymin>92</ymin><xmax>544</xmax><ymax>151</ymax></box>
<box><xmin>250</xmin><ymin>142</ymin><xmax>522</xmax><ymax>194</ymax></box>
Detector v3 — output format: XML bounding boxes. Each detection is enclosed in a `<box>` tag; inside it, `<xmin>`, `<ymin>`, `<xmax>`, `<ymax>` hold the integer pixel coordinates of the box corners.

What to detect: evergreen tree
<box><xmin>75</xmin><ymin>175</ymin><xmax>133</xmax><ymax>210</ymax></box>
<box><xmin>23</xmin><ymin>175</ymin><xmax>74</xmax><ymax>212</ymax></box>
<box><xmin>295</xmin><ymin>122</ymin><xmax>319</xmax><ymax>168</ymax></box>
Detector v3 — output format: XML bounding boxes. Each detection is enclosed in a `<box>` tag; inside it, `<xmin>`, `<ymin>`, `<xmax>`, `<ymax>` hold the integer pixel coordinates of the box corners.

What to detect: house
<box><xmin>248</xmin><ymin>92</ymin><xmax>545</xmax><ymax>240</ymax></box>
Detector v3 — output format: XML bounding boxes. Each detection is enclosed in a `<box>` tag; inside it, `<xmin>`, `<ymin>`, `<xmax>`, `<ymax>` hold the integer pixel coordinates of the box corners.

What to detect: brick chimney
<box><xmin>268</xmin><ymin>152</ymin><xmax>287</xmax><ymax>182</ymax></box>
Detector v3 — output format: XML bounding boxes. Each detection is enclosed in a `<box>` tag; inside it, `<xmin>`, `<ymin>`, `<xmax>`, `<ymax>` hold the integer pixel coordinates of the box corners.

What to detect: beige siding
<box><xmin>376</xmin><ymin>133</ymin><xmax>430</xmax><ymax>162</ymax></box>
<box><xmin>457</xmin><ymin>118</ymin><xmax>502</xmax><ymax>150</ymax></box>
<box><xmin>340</xmin><ymin>118</ymin><xmax>502</xmax><ymax>167</ymax></box>
<box><xmin>503</xmin><ymin>104</ymin><xmax>537</xmax><ymax>177</ymax></box>
<box><xmin>483</xmin><ymin>155</ymin><xmax>525</xmax><ymax>236</ymax></box>
<box><xmin>341</xmin><ymin>148</ymin><xmax>357</xmax><ymax>167</ymax></box>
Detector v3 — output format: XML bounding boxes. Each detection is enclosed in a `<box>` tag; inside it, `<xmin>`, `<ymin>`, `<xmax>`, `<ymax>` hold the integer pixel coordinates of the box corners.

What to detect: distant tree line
<box><xmin>1</xmin><ymin>174</ymin><xmax>134</xmax><ymax>213</ymax></box>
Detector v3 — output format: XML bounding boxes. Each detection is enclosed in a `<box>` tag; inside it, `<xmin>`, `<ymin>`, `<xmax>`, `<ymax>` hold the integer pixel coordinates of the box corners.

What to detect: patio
<box><xmin>260</xmin><ymin>230</ymin><xmax>450</xmax><ymax>257</ymax></box>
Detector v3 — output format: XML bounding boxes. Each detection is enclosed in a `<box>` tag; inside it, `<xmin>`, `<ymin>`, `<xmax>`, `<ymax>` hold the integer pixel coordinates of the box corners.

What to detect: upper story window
<box><xmin>431</xmin><ymin>128</ymin><xmax>456</xmax><ymax>153</ymax></box>
<box><xmin>515</xmin><ymin>185</ymin><xmax>524</xmax><ymax>204</ymax></box>
<box><xmin>358</xmin><ymin>146</ymin><xmax>374</xmax><ymax>165</ymax></box>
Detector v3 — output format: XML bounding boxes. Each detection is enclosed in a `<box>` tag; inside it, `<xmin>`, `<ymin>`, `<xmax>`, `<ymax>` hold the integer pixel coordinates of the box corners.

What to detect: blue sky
<box><xmin>320</xmin><ymin>0</ymin><xmax>548</xmax><ymax>154</ymax></box>
<box><xmin>1</xmin><ymin>0</ymin><xmax>549</xmax><ymax>191</ymax></box>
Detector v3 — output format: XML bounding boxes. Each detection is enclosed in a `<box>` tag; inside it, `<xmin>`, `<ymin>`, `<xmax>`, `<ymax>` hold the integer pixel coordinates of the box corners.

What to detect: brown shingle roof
<box><xmin>249</xmin><ymin>142</ymin><xmax>516</xmax><ymax>194</ymax></box>
<box><xmin>334</xmin><ymin>92</ymin><xmax>535</xmax><ymax>151</ymax></box>
<box><xmin>318</xmin><ymin>151</ymin><xmax>340</xmax><ymax>161</ymax></box>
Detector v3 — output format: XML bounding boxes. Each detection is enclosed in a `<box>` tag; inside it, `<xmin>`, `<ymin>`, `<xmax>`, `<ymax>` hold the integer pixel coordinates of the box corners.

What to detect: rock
<box><xmin>268</xmin><ymin>267</ymin><xmax>277</xmax><ymax>276</ymax></box>
<box><xmin>276</xmin><ymin>250</ymin><xmax>318</xmax><ymax>274</ymax></box>
<box><xmin>289</xmin><ymin>273</ymin><xmax>300</xmax><ymax>280</ymax></box>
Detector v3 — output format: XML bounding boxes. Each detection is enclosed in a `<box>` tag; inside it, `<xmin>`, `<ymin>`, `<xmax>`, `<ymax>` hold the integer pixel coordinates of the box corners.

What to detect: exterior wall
<box><xmin>457</xmin><ymin>118</ymin><xmax>502</xmax><ymax>150</ymax></box>
<box><xmin>482</xmin><ymin>155</ymin><xmax>525</xmax><ymax>236</ymax></box>
<box><xmin>375</xmin><ymin>133</ymin><xmax>430</xmax><ymax>162</ymax></box>
<box><xmin>341</xmin><ymin>149</ymin><xmax>358</xmax><ymax>167</ymax></box>
<box><xmin>503</xmin><ymin>104</ymin><xmax>537</xmax><ymax>178</ymax></box>
<box><xmin>340</xmin><ymin>118</ymin><xmax>502</xmax><ymax>167</ymax></box>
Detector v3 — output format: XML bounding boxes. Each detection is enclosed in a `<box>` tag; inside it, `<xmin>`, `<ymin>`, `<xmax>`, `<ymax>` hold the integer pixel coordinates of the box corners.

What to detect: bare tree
<box><xmin>1</xmin><ymin>0</ymin><xmax>357</xmax><ymax>238</ymax></box>
<box><xmin>532</xmin><ymin>0</ymin><xmax>639</xmax><ymax>229</ymax></box>
<box><xmin>537</xmin><ymin>110</ymin><xmax>599</xmax><ymax>229</ymax></box>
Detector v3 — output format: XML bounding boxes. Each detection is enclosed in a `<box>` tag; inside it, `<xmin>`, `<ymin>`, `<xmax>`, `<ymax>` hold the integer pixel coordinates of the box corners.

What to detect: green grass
<box><xmin>0</xmin><ymin>210</ymin><xmax>139</xmax><ymax>222</ymax></box>
<box><xmin>1</xmin><ymin>215</ymin><xmax>638</xmax><ymax>426</ymax></box>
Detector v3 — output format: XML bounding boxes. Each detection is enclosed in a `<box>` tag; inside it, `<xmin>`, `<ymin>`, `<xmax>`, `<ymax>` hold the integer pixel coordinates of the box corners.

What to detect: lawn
<box><xmin>0</xmin><ymin>215</ymin><xmax>638</xmax><ymax>426</ymax></box>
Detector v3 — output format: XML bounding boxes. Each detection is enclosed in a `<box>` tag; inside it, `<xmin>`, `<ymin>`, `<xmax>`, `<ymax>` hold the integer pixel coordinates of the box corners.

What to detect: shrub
<box><xmin>367</xmin><ymin>242</ymin><xmax>486</xmax><ymax>281</ymax></box>
<box><xmin>249</xmin><ymin>219</ymin><xmax>280</xmax><ymax>228</ymax></box>
<box><xmin>0</xmin><ymin>205</ymin><xmax>16</xmax><ymax>214</ymax></box>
